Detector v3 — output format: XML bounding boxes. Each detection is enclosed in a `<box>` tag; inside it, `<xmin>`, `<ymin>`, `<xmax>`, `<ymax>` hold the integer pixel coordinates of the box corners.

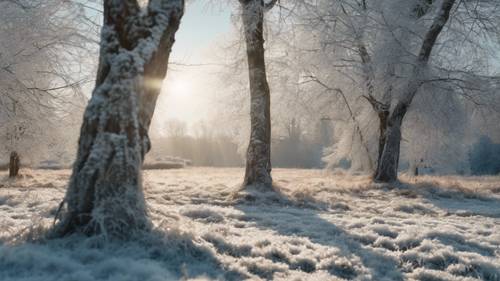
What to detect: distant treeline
<box><xmin>149</xmin><ymin>135</ymin><xmax>326</xmax><ymax>169</ymax></box>
<box><xmin>150</xmin><ymin>135</ymin><xmax>242</xmax><ymax>167</ymax></box>
<box><xmin>147</xmin><ymin>133</ymin><xmax>500</xmax><ymax>175</ymax></box>
<box><xmin>147</xmin><ymin>118</ymin><xmax>331</xmax><ymax>169</ymax></box>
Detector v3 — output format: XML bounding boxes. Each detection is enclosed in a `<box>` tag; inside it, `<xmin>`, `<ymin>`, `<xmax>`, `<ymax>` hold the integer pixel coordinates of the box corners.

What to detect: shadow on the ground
<box><xmin>397</xmin><ymin>179</ymin><xmax>500</xmax><ymax>218</ymax></box>
<box><xmin>232</xmin><ymin>187</ymin><xmax>405</xmax><ymax>280</ymax></box>
<box><xmin>0</xmin><ymin>226</ymin><xmax>244</xmax><ymax>281</ymax></box>
<box><xmin>223</xmin><ymin>180</ymin><xmax>500</xmax><ymax>280</ymax></box>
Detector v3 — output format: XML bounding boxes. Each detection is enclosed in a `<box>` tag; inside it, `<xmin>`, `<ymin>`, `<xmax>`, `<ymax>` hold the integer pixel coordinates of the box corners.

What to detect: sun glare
<box><xmin>167</xmin><ymin>78</ymin><xmax>191</xmax><ymax>96</ymax></box>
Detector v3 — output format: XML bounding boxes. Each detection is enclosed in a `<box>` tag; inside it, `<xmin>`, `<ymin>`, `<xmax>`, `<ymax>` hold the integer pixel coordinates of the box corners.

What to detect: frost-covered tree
<box><xmin>204</xmin><ymin>0</ymin><xmax>499</xmax><ymax>177</ymax></box>
<box><xmin>53</xmin><ymin>0</ymin><xmax>184</xmax><ymax>238</ymax></box>
<box><xmin>285</xmin><ymin>0</ymin><xmax>500</xmax><ymax>180</ymax></box>
<box><xmin>239</xmin><ymin>0</ymin><xmax>277</xmax><ymax>188</ymax></box>
<box><xmin>0</xmin><ymin>0</ymin><xmax>95</xmax><ymax>177</ymax></box>
<box><xmin>374</xmin><ymin>0</ymin><xmax>457</xmax><ymax>182</ymax></box>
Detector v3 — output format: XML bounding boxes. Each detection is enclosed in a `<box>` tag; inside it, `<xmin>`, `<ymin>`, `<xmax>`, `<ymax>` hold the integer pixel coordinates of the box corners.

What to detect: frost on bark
<box><xmin>52</xmin><ymin>0</ymin><xmax>184</xmax><ymax>238</ymax></box>
<box><xmin>374</xmin><ymin>0</ymin><xmax>456</xmax><ymax>182</ymax></box>
<box><xmin>240</xmin><ymin>0</ymin><xmax>276</xmax><ymax>188</ymax></box>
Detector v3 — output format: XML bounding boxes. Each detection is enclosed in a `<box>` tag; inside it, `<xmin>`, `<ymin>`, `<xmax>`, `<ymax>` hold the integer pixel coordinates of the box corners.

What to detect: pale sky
<box><xmin>152</xmin><ymin>0</ymin><xmax>235</xmax><ymax>134</ymax></box>
<box><xmin>171</xmin><ymin>0</ymin><xmax>233</xmax><ymax>63</ymax></box>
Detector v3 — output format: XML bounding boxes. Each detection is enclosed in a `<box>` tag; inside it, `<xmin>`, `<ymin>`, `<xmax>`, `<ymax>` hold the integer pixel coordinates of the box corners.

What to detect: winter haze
<box><xmin>0</xmin><ymin>0</ymin><xmax>499</xmax><ymax>281</ymax></box>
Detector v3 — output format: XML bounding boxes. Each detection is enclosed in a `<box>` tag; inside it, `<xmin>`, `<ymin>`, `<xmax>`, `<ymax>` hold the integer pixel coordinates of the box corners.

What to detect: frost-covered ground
<box><xmin>0</xmin><ymin>168</ymin><xmax>499</xmax><ymax>281</ymax></box>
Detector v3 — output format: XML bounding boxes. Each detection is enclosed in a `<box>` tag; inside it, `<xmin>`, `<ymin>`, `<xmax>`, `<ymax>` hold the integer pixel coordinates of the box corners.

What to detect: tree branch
<box><xmin>264</xmin><ymin>0</ymin><xmax>278</xmax><ymax>12</ymax></box>
<box><xmin>417</xmin><ymin>0</ymin><xmax>457</xmax><ymax>63</ymax></box>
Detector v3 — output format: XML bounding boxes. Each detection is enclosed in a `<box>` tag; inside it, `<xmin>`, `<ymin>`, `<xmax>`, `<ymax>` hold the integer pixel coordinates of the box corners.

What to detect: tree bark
<box><xmin>240</xmin><ymin>0</ymin><xmax>273</xmax><ymax>188</ymax></box>
<box><xmin>375</xmin><ymin>109</ymin><xmax>389</xmax><ymax>172</ymax></box>
<box><xmin>53</xmin><ymin>0</ymin><xmax>184</xmax><ymax>238</ymax></box>
<box><xmin>8</xmin><ymin>151</ymin><xmax>20</xmax><ymax>178</ymax></box>
<box><xmin>374</xmin><ymin>0</ymin><xmax>456</xmax><ymax>182</ymax></box>
<box><xmin>374</xmin><ymin>102</ymin><xmax>407</xmax><ymax>182</ymax></box>
<box><xmin>363</xmin><ymin>94</ymin><xmax>390</xmax><ymax>176</ymax></box>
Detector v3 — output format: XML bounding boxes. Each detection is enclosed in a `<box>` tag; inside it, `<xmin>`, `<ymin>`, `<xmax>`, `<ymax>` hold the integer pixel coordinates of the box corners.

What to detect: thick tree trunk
<box><xmin>8</xmin><ymin>151</ymin><xmax>20</xmax><ymax>178</ymax></box>
<box><xmin>52</xmin><ymin>0</ymin><xmax>183</xmax><ymax>238</ymax></box>
<box><xmin>363</xmin><ymin>94</ymin><xmax>390</xmax><ymax>176</ymax></box>
<box><xmin>241</xmin><ymin>0</ymin><xmax>273</xmax><ymax>188</ymax></box>
<box><xmin>374</xmin><ymin>103</ymin><xmax>407</xmax><ymax>182</ymax></box>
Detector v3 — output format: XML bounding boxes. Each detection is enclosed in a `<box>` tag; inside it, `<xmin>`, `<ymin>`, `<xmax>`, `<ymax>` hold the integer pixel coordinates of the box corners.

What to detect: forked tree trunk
<box><xmin>53</xmin><ymin>0</ymin><xmax>183</xmax><ymax>238</ymax></box>
<box><xmin>357</xmin><ymin>33</ymin><xmax>390</xmax><ymax>175</ymax></box>
<box><xmin>9</xmin><ymin>151</ymin><xmax>20</xmax><ymax>178</ymax></box>
<box><xmin>371</xmin><ymin>0</ymin><xmax>435</xmax><ymax>178</ymax></box>
<box><xmin>374</xmin><ymin>103</ymin><xmax>407</xmax><ymax>182</ymax></box>
<box><xmin>374</xmin><ymin>0</ymin><xmax>456</xmax><ymax>182</ymax></box>
<box><xmin>364</xmin><ymin>95</ymin><xmax>390</xmax><ymax>176</ymax></box>
<box><xmin>240</xmin><ymin>0</ymin><xmax>274</xmax><ymax>188</ymax></box>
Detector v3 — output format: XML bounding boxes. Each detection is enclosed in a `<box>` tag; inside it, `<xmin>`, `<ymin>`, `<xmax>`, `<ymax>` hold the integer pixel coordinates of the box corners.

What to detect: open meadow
<box><xmin>1</xmin><ymin>168</ymin><xmax>499</xmax><ymax>281</ymax></box>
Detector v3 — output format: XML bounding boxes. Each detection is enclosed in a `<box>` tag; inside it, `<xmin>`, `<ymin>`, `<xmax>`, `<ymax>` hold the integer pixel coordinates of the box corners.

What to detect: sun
<box><xmin>167</xmin><ymin>77</ymin><xmax>191</xmax><ymax>97</ymax></box>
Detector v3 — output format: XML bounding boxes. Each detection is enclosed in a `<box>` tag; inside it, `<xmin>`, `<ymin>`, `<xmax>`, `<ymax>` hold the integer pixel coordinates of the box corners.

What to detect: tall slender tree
<box><xmin>53</xmin><ymin>0</ymin><xmax>184</xmax><ymax>238</ymax></box>
<box><xmin>239</xmin><ymin>0</ymin><xmax>277</xmax><ymax>188</ymax></box>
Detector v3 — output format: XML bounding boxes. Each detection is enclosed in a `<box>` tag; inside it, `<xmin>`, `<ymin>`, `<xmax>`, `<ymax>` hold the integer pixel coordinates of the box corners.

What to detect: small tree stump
<box><xmin>9</xmin><ymin>151</ymin><xmax>20</xmax><ymax>178</ymax></box>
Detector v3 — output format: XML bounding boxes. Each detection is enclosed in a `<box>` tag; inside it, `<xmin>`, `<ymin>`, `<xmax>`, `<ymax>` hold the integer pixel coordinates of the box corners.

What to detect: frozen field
<box><xmin>0</xmin><ymin>168</ymin><xmax>499</xmax><ymax>281</ymax></box>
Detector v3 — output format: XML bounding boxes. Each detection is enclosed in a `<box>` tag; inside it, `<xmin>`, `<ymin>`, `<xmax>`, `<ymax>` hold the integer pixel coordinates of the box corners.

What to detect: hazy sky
<box><xmin>152</xmin><ymin>0</ymin><xmax>236</xmax><ymax>134</ymax></box>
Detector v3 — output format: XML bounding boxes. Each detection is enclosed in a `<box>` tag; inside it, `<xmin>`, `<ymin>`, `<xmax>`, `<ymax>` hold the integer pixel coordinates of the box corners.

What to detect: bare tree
<box><xmin>53</xmin><ymin>0</ymin><xmax>184</xmax><ymax>238</ymax></box>
<box><xmin>286</xmin><ymin>0</ymin><xmax>498</xmax><ymax>179</ymax></box>
<box><xmin>0</xmin><ymin>0</ymin><xmax>95</xmax><ymax>177</ymax></box>
<box><xmin>239</xmin><ymin>0</ymin><xmax>277</xmax><ymax>188</ymax></box>
<box><xmin>374</xmin><ymin>0</ymin><xmax>457</xmax><ymax>182</ymax></box>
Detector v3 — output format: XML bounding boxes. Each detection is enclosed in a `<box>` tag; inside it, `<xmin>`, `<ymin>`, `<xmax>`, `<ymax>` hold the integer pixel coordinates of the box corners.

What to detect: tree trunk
<box><xmin>241</xmin><ymin>0</ymin><xmax>273</xmax><ymax>188</ymax></box>
<box><xmin>8</xmin><ymin>151</ymin><xmax>20</xmax><ymax>178</ymax></box>
<box><xmin>374</xmin><ymin>109</ymin><xmax>389</xmax><ymax>176</ymax></box>
<box><xmin>373</xmin><ymin>103</ymin><xmax>406</xmax><ymax>182</ymax></box>
<box><xmin>373</xmin><ymin>0</ymin><xmax>456</xmax><ymax>183</ymax></box>
<box><xmin>52</xmin><ymin>0</ymin><xmax>183</xmax><ymax>238</ymax></box>
<box><xmin>363</xmin><ymin>95</ymin><xmax>390</xmax><ymax>176</ymax></box>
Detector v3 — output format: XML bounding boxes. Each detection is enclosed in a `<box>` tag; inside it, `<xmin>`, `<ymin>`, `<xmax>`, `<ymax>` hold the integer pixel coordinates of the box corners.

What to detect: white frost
<box><xmin>1</xmin><ymin>168</ymin><xmax>499</xmax><ymax>280</ymax></box>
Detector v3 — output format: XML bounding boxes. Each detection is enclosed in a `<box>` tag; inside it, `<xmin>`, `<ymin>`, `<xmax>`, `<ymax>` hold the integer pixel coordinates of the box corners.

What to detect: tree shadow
<box><xmin>0</xmin><ymin>226</ymin><xmax>245</xmax><ymax>281</ymax></box>
<box><xmin>233</xmin><ymin>188</ymin><xmax>406</xmax><ymax>280</ymax></box>
<box><xmin>424</xmin><ymin>232</ymin><xmax>497</xmax><ymax>257</ymax></box>
<box><xmin>396</xmin><ymin>179</ymin><xmax>500</xmax><ymax>219</ymax></box>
